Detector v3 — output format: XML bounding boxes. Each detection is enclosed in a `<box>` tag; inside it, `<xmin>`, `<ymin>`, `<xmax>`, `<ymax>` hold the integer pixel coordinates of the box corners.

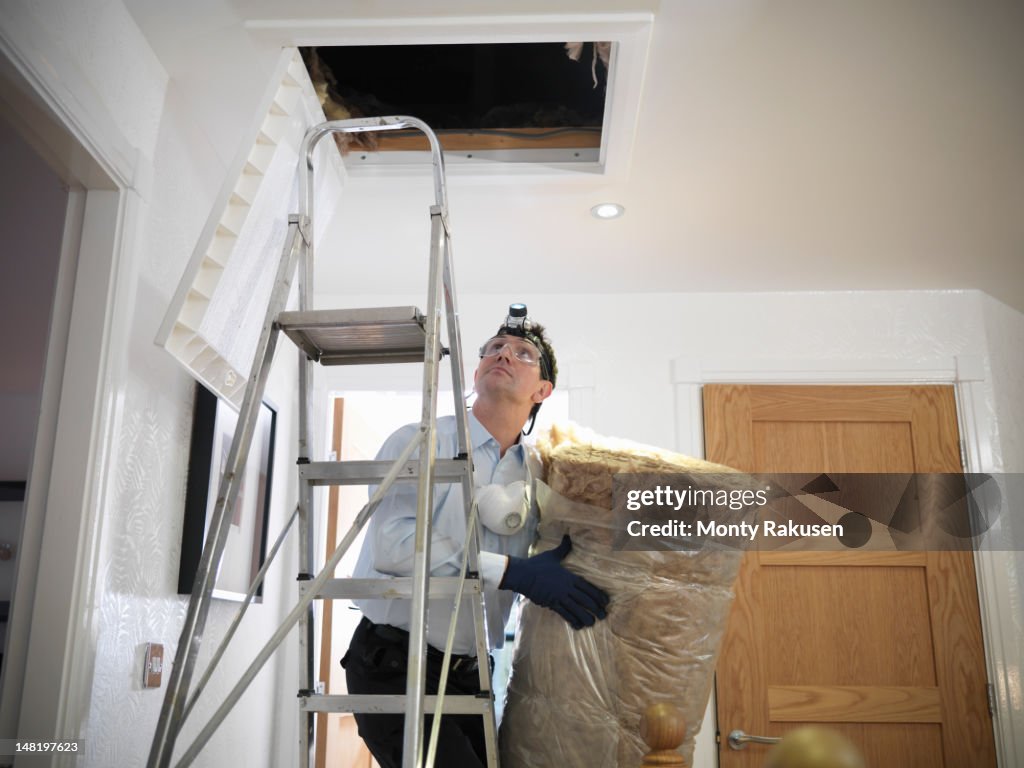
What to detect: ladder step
<box><xmin>300</xmin><ymin>458</ymin><xmax>470</xmax><ymax>486</ymax></box>
<box><xmin>300</xmin><ymin>694</ymin><xmax>492</xmax><ymax>715</ymax></box>
<box><xmin>277</xmin><ymin>306</ymin><xmax>427</xmax><ymax>365</ymax></box>
<box><xmin>303</xmin><ymin>576</ymin><xmax>481</xmax><ymax>600</ymax></box>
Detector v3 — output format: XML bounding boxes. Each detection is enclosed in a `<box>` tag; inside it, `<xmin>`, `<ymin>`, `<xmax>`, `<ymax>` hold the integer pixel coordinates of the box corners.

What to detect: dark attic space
<box><xmin>300</xmin><ymin>42</ymin><xmax>610</xmax><ymax>153</ymax></box>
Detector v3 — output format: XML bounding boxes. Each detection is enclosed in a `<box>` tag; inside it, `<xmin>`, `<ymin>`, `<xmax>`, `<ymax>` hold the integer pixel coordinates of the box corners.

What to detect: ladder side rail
<box><xmin>181</xmin><ymin>504</ymin><xmax>300</xmax><ymax>725</ymax></box>
<box><xmin>466</xmin><ymin>491</ymin><xmax>501</xmax><ymax>768</ymax></box>
<box><xmin>471</xmin><ymin>526</ymin><xmax>500</xmax><ymax>767</ymax></box>
<box><xmin>441</xmin><ymin>223</ymin><xmax>472</xmax><ymax>462</ymax></box>
<box><xmin>441</xmin><ymin>231</ymin><xmax>500</xmax><ymax>768</ymax></box>
<box><xmin>148</xmin><ymin>217</ymin><xmax>309</xmax><ymax>768</ymax></box>
<box><xmin>298</xmin><ymin>365</ymin><xmax>316</xmax><ymax>768</ymax></box>
<box><xmin>401</xmin><ymin>209</ymin><xmax>447</xmax><ymax>768</ymax></box>
<box><xmin>416</xmin><ymin>116</ymin><xmax>450</xmax><ymax>213</ymax></box>
<box><xmin>438</xmin><ymin>223</ymin><xmax>485</xmax><ymax>679</ymax></box>
<box><xmin>297</xmin><ymin>172</ymin><xmax>317</xmax><ymax>768</ymax></box>
<box><xmin>455</xmin><ymin>488</ymin><xmax>489</xmax><ymax>670</ymax></box>
<box><xmin>425</xmin><ymin>502</ymin><xmax>487</xmax><ymax>768</ymax></box>
<box><xmin>173</xmin><ymin>430</ymin><xmax>426</xmax><ymax>768</ymax></box>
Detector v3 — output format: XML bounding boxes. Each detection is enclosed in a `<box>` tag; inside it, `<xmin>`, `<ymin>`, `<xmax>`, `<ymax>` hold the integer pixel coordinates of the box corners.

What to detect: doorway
<box><xmin>0</xmin><ymin>45</ymin><xmax>124</xmax><ymax>746</ymax></box>
<box><xmin>0</xmin><ymin>114</ymin><xmax>67</xmax><ymax>680</ymax></box>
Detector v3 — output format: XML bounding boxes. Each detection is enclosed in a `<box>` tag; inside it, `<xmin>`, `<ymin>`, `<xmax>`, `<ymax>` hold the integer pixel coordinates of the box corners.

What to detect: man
<box><xmin>342</xmin><ymin>305</ymin><xmax>610</xmax><ymax>768</ymax></box>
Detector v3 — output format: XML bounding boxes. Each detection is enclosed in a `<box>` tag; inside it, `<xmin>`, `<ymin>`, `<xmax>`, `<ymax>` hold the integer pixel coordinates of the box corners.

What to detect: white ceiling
<box><xmin>129</xmin><ymin>0</ymin><xmax>1024</xmax><ymax>310</ymax></box>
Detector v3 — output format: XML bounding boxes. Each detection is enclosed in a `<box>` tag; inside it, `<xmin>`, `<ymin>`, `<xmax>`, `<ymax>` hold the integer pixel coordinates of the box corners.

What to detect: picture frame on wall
<box><xmin>179</xmin><ymin>384</ymin><xmax>276</xmax><ymax>602</ymax></box>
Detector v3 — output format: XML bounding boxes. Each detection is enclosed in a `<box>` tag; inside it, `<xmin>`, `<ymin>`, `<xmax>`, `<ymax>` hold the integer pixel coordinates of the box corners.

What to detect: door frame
<box><xmin>0</xmin><ymin>6</ymin><xmax>137</xmax><ymax>751</ymax></box>
<box><xmin>670</xmin><ymin>353</ymin><xmax>1015</xmax><ymax>768</ymax></box>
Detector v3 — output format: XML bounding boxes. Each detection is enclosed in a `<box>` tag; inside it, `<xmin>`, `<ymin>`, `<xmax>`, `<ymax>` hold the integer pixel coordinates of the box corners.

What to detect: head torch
<box><xmin>502</xmin><ymin>303</ymin><xmax>533</xmax><ymax>337</ymax></box>
<box><xmin>496</xmin><ymin>303</ymin><xmax>552</xmax><ymax>385</ymax></box>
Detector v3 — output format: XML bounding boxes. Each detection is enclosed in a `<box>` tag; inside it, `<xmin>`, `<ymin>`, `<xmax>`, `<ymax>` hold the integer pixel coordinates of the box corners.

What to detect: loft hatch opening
<box><xmin>300</xmin><ymin>42</ymin><xmax>610</xmax><ymax>164</ymax></box>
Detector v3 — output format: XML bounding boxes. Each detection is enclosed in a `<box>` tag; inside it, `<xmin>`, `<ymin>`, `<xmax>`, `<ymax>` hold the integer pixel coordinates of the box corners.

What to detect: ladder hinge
<box><xmin>289</xmin><ymin>214</ymin><xmax>311</xmax><ymax>244</ymax></box>
<box><xmin>297</xmin><ymin>572</ymin><xmax>313</xmax><ymax>581</ymax></box>
<box><xmin>987</xmin><ymin>682</ymin><xmax>997</xmax><ymax>715</ymax></box>
<box><xmin>297</xmin><ymin>456</ymin><xmax>310</xmax><ymax>465</ymax></box>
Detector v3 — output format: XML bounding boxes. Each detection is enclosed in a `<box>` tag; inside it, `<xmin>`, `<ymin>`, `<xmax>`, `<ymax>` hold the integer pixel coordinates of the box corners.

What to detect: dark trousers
<box><xmin>342</xmin><ymin>616</ymin><xmax>487</xmax><ymax>768</ymax></box>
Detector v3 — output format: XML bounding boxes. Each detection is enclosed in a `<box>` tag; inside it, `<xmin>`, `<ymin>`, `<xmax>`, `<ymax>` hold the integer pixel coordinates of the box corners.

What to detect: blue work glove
<box><xmin>500</xmin><ymin>535</ymin><xmax>610</xmax><ymax>630</ymax></box>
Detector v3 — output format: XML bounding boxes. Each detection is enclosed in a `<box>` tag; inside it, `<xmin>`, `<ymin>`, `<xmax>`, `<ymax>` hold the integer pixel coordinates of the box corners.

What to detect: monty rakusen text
<box><xmin>622</xmin><ymin>483</ymin><xmax>844</xmax><ymax>541</ymax></box>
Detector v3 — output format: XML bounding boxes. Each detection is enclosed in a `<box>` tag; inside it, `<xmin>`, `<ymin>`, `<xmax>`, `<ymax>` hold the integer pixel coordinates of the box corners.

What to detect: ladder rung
<box><xmin>300</xmin><ymin>694</ymin><xmax>492</xmax><ymax>715</ymax></box>
<box><xmin>300</xmin><ymin>458</ymin><xmax>470</xmax><ymax>486</ymax></box>
<box><xmin>276</xmin><ymin>306</ymin><xmax>426</xmax><ymax>365</ymax></box>
<box><xmin>304</xmin><ymin>576</ymin><xmax>481</xmax><ymax>600</ymax></box>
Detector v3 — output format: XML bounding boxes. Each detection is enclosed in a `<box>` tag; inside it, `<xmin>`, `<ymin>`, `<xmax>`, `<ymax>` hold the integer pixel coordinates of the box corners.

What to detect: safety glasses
<box><xmin>478</xmin><ymin>336</ymin><xmax>541</xmax><ymax>366</ymax></box>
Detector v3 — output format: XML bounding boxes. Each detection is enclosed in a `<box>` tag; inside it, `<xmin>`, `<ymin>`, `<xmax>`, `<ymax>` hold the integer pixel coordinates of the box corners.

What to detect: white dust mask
<box><xmin>477</xmin><ymin>480</ymin><xmax>529</xmax><ymax>536</ymax></box>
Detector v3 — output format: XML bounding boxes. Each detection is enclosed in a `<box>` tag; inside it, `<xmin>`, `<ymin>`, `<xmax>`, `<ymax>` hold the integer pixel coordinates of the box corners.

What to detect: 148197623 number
<box><xmin>15</xmin><ymin>742</ymin><xmax>80</xmax><ymax>752</ymax></box>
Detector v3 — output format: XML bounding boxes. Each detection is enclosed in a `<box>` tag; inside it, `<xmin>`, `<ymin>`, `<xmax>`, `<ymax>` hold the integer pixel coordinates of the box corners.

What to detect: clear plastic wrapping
<box><xmin>500</xmin><ymin>425</ymin><xmax>751</xmax><ymax>767</ymax></box>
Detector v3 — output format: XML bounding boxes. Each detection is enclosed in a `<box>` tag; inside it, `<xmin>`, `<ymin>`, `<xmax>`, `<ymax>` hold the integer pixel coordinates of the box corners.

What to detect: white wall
<box><xmin>316</xmin><ymin>289</ymin><xmax>994</xmax><ymax>445</ymax></box>
<box><xmin>1</xmin><ymin>1</ymin><xmax>305</xmax><ymax>766</ymax></box>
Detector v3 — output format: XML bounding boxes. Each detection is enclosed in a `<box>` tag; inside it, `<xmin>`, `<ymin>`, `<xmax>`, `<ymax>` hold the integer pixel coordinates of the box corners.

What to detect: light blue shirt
<box><xmin>352</xmin><ymin>410</ymin><xmax>537</xmax><ymax>654</ymax></box>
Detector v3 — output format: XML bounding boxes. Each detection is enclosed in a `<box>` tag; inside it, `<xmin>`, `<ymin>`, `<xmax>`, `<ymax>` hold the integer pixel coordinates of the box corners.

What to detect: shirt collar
<box><xmin>468</xmin><ymin>410</ymin><xmax>525</xmax><ymax>463</ymax></box>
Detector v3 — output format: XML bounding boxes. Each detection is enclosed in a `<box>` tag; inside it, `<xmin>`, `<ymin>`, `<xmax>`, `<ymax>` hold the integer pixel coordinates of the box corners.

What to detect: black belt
<box><xmin>361</xmin><ymin>617</ymin><xmax>479</xmax><ymax>674</ymax></box>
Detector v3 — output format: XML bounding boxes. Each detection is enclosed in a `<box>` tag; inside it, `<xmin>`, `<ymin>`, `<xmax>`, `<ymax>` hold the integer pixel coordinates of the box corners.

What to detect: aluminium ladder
<box><xmin>147</xmin><ymin>116</ymin><xmax>499</xmax><ymax>768</ymax></box>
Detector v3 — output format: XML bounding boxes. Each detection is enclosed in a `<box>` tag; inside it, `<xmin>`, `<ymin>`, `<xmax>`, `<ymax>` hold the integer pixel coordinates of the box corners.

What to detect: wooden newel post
<box><xmin>639</xmin><ymin>702</ymin><xmax>687</xmax><ymax>768</ymax></box>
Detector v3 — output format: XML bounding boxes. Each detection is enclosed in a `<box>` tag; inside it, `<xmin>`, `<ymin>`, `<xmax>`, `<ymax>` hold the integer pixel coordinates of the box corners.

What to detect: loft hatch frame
<box><xmin>303</xmin><ymin>41</ymin><xmax>607</xmax><ymax>165</ymax></box>
<box><xmin>245</xmin><ymin>12</ymin><xmax>654</xmax><ymax>179</ymax></box>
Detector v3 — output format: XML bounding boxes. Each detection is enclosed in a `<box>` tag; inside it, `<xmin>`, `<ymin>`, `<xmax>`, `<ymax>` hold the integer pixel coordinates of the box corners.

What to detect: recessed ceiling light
<box><xmin>591</xmin><ymin>203</ymin><xmax>625</xmax><ymax>219</ymax></box>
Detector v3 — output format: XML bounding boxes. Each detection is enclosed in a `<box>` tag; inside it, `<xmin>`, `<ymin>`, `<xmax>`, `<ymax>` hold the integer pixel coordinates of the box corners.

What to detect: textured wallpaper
<box><xmin>83</xmin><ymin>346</ymin><xmax>299</xmax><ymax>768</ymax></box>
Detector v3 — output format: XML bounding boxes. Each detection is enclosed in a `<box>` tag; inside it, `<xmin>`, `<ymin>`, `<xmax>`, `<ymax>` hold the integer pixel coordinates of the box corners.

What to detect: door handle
<box><xmin>727</xmin><ymin>729</ymin><xmax>782</xmax><ymax>750</ymax></box>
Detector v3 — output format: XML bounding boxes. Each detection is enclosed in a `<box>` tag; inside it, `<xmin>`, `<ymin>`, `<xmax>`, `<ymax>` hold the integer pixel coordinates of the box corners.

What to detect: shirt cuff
<box><xmin>479</xmin><ymin>551</ymin><xmax>510</xmax><ymax>591</ymax></box>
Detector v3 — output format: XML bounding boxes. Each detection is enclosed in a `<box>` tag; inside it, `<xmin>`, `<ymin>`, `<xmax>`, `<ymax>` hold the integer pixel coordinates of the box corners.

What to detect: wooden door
<box><xmin>705</xmin><ymin>385</ymin><xmax>995</xmax><ymax>768</ymax></box>
<box><xmin>316</xmin><ymin>397</ymin><xmax>377</xmax><ymax>768</ymax></box>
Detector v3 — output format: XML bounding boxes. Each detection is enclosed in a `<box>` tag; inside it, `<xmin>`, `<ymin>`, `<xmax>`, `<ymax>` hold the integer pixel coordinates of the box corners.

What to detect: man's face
<box><xmin>474</xmin><ymin>335</ymin><xmax>552</xmax><ymax>406</ymax></box>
